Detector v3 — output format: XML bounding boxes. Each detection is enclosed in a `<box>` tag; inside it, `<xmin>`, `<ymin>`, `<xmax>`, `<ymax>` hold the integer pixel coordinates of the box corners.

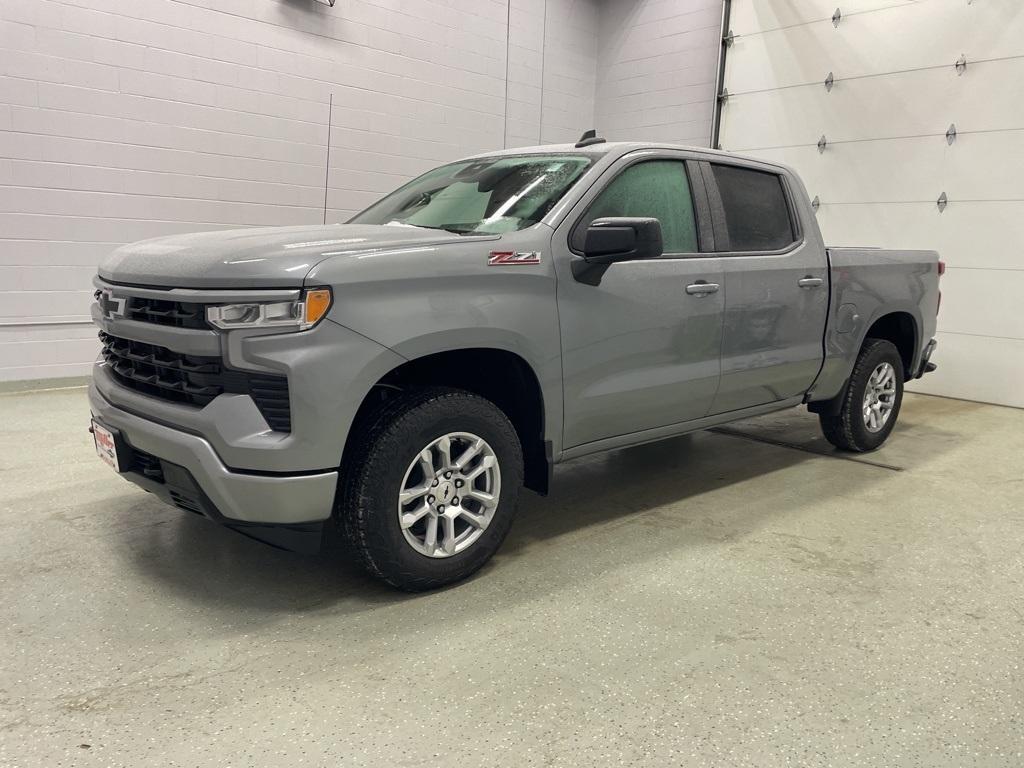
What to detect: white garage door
<box><xmin>719</xmin><ymin>0</ymin><xmax>1024</xmax><ymax>408</ymax></box>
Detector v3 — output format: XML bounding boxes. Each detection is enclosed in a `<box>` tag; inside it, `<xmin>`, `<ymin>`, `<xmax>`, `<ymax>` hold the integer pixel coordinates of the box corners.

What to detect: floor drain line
<box><xmin>709</xmin><ymin>427</ymin><xmax>904</xmax><ymax>472</ymax></box>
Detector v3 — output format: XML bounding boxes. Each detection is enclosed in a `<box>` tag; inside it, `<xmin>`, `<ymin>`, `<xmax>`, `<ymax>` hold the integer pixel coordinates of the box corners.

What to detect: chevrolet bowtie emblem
<box><xmin>97</xmin><ymin>289</ymin><xmax>127</xmax><ymax>320</ymax></box>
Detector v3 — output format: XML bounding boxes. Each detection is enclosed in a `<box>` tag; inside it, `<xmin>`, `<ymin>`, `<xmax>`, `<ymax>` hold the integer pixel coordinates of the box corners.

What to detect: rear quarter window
<box><xmin>711</xmin><ymin>164</ymin><xmax>795</xmax><ymax>251</ymax></box>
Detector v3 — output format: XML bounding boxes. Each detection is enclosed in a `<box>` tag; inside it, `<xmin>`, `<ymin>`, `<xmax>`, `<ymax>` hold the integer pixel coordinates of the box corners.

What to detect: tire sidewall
<box><xmin>846</xmin><ymin>341</ymin><xmax>904</xmax><ymax>450</ymax></box>
<box><xmin>351</xmin><ymin>392</ymin><xmax>523</xmax><ymax>587</ymax></box>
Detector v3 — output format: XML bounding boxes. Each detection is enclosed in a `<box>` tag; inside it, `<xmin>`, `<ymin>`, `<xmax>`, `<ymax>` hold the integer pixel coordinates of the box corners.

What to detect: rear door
<box><xmin>552</xmin><ymin>151</ymin><xmax>725</xmax><ymax>449</ymax></box>
<box><xmin>702</xmin><ymin>161</ymin><xmax>829</xmax><ymax>414</ymax></box>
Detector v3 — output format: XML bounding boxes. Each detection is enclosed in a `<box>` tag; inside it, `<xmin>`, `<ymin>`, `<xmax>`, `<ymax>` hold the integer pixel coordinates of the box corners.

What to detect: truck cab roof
<box><xmin>461</xmin><ymin>140</ymin><xmax>776</xmax><ymax>169</ymax></box>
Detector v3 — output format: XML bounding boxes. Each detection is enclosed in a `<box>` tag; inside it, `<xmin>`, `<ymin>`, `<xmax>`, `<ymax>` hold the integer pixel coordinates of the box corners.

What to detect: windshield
<box><xmin>349</xmin><ymin>154</ymin><xmax>593</xmax><ymax>234</ymax></box>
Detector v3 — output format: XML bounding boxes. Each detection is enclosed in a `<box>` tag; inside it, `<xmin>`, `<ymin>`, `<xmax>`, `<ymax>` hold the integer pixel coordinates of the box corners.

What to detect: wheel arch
<box><xmin>346</xmin><ymin>345</ymin><xmax>553</xmax><ymax>495</ymax></box>
<box><xmin>862</xmin><ymin>310</ymin><xmax>919</xmax><ymax>378</ymax></box>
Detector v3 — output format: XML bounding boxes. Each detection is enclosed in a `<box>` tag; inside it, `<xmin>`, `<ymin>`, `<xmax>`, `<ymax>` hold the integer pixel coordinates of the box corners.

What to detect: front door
<box><xmin>553</xmin><ymin>154</ymin><xmax>725</xmax><ymax>449</ymax></box>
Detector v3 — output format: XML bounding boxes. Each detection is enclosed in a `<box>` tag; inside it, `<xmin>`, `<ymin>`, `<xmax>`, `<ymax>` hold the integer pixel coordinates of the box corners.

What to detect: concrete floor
<box><xmin>1</xmin><ymin>387</ymin><xmax>1022</xmax><ymax>767</ymax></box>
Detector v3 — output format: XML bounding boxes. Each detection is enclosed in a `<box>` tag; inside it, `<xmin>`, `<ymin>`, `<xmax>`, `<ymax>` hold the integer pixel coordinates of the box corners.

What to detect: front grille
<box><xmin>93</xmin><ymin>289</ymin><xmax>210</xmax><ymax>330</ymax></box>
<box><xmin>100</xmin><ymin>331</ymin><xmax>291</xmax><ymax>431</ymax></box>
<box><xmin>126</xmin><ymin>296</ymin><xmax>209</xmax><ymax>330</ymax></box>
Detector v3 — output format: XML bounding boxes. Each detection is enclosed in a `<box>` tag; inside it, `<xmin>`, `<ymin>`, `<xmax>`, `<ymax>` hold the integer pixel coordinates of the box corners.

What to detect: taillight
<box><xmin>937</xmin><ymin>259</ymin><xmax>945</xmax><ymax>314</ymax></box>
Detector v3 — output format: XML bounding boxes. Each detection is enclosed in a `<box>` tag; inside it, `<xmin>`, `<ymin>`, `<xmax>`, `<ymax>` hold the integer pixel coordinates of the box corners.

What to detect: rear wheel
<box><xmin>337</xmin><ymin>387</ymin><xmax>523</xmax><ymax>591</ymax></box>
<box><xmin>819</xmin><ymin>338</ymin><xmax>904</xmax><ymax>452</ymax></box>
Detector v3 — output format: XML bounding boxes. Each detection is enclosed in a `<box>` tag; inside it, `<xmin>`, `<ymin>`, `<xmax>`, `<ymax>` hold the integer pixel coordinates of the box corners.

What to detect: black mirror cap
<box><xmin>573</xmin><ymin>217</ymin><xmax>664</xmax><ymax>285</ymax></box>
<box><xmin>583</xmin><ymin>217</ymin><xmax>663</xmax><ymax>262</ymax></box>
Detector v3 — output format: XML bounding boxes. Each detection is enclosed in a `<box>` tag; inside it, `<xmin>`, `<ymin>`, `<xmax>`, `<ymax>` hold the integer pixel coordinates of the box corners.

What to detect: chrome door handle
<box><xmin>685</xmin><ymin>282</ymin><xmax>720</xmax><ymax>296</ymax></box>
<box><xmin>798</xmin><ymin>277</ymin><xmax>824</xmax><ymax>288</ymax></box>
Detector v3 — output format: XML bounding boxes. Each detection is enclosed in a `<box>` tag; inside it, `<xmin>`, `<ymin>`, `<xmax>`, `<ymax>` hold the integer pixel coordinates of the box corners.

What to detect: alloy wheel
<box><xmin>397</xmin><ymin>432</ymin><xmax>501</xmax><ymax>558</ymax></box>
<box><xmin>862</xmin><ymin>362</ymin><xmax>897</xmax><ymax>433</ymax></box>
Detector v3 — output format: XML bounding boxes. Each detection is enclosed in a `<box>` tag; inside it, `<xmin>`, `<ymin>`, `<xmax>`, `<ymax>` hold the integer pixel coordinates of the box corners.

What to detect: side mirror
<box><xmin>573</xmin><ymin>217</ymin><xmax>663</xmax><ymax>284</ymax></box>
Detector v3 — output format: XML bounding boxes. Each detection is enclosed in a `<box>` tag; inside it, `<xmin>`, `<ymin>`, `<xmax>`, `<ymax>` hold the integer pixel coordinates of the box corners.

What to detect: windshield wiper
<box><xmin>404</xmin><ymin>224</ymin><xmax>477</xmax><ymax>235</ymax></box>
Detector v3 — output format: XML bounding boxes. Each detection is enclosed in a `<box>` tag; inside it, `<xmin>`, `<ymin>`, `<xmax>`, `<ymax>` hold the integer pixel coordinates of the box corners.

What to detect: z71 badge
<box><xmin>488</xmin><ymin>251</ymin><xmax>542</xmax><ymax>266</ymax></box>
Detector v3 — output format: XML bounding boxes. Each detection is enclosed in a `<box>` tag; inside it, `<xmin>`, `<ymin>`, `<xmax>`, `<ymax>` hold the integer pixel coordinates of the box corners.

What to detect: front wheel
<box><xmin>337</xmin><ymin>387</ymin><xmax>523</xmax><ymax>591</ymax></box>
<box><xmin>819</xmin><ymin>338</ymin><xmax>904</xmax><ymax>452</ymax></box>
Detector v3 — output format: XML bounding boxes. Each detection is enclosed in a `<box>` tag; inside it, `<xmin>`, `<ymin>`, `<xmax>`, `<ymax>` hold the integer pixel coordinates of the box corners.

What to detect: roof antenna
<box><xmin>575</xmin><ymin>129</ymin><xmax>606</xmax><ymax>148</ymax></box>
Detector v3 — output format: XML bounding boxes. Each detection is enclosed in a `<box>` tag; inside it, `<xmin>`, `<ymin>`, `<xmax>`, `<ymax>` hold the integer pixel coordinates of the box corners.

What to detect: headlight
<box><xmin>207</xmin><ymin>288</ymin><xmax>332</xmax><ymax>331</ymax></box>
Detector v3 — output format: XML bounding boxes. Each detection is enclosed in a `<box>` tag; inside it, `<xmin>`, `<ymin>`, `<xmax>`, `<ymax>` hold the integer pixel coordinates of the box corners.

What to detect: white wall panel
<box><xmin>943</xmin><ymin>130</ymin><xmax>1024</xmax><ymax>201</ymax></box>
<box><xmin>0</xmin><ymin>0</ymin><xmax>599</xmax><ymax>381</ymax></box>
<box><xmin>814</xmin><ymin>201</ymin><xmax>1024</xmax><ymax>272</ymax></box>
<box><xmin>914</xmin><ymin>333</ymin><xmax>1024</xmax><ymax>409</ymax></box>
<box><xmin>814</xmin><ymin>202</ymin><xmax>942</xmax><ymax>250</ymax></box>
<box><xmin>930</xmin><ymin>202</ymin><xmax>1024</xmax><ymax>272</ymax></box>
<box><xmin>730</xmin><ymin>0</ymin><xmax>917</xmax><ymax>32</ymax></box>
<box><xmin>726</xmin><ymin>0</ymin><xmax>1024</xmax><ymax>93</ymax></box>
<box><xmin>938</xmin><ymin>270</ymin><xmax>1024</xmax><ymax>341</ymax></box>
<box><xmin>722</xmin><ymin>0</ymin><xmax>1024</xmax><ymax>408</ymax></box>
<box><xmin>722</xmin><ymin>58</ymin><xmax>1024</xmax><ymax>150</ymax></box>
<box><xmin>739</xmin><ymin>140</ymin><xmax>946</xmax><ymax>204</ymax></box>
<box><xmin>595</xmin><ymin>0</ymin><xmax>721</xmax><ymax>146</ymax></box>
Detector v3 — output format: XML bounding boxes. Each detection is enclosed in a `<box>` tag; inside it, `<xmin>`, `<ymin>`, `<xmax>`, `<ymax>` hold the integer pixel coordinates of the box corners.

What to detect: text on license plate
<box><xmin>91</xmin><ymin>420</ymin><xmax>120</xmax><ymax>472</ymax></box>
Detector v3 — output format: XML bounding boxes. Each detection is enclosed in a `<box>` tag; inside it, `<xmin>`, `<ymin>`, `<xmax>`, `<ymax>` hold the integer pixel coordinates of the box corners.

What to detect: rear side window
<box><xmin>575</xmin><ymin>160</ymin><xmax>698</xmax><ymax>254</ymax></box>
<box><xmin>710</xmin><ymin>164</ymin><xmax>795</xmax><ymax>251</ymax></box>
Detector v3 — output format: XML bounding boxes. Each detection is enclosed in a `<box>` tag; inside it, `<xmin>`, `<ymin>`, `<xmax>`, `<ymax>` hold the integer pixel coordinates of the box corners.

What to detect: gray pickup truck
<box><xmin>89</xmin><ymin>137</ymin><xmax>941</xmax><ymax>590</ymax></box>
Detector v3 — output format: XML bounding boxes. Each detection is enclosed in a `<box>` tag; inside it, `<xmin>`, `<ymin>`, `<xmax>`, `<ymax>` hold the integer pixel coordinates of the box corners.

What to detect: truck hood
<box><xmin>98</xmin><ymin>224</ymin><xmax>485</xmax><ymax>288</ymax></box>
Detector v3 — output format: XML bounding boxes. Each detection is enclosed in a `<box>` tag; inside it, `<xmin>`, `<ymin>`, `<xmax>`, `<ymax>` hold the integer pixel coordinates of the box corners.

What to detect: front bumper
<box><xmin>91</xmin><ymin>277</ymin><xmax>407</xmax><ymax>474</ymax></box>
<box><xmin>90</xmin><ymin>382</ymin><xmax>338</xmax><ymax>532</ymax></box>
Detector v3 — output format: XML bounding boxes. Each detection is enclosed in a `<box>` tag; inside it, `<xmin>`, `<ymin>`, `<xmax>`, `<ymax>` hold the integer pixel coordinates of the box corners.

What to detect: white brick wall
<box><xmin>595</xmin><ymin>0</ymin><xmax>721</xmax><ymax>146</ymax></box>
<box><xmin>505</xmin><ymin>0</ymin><xmax>599</xmax><ymax>148</ymax></box>
<box><xmin>0</xmin><ymin>0</ymin><xmax>599</xmax><ymax>381</ymax></box>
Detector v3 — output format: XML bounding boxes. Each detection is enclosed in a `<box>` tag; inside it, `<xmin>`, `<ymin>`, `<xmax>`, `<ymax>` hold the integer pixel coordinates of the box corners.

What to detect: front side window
<box><xmin>350</xmin><ymin>154</ymin><xmax>593</xmax><ymax>235</ymax></box>
<box><xmin>574</xmin><ymin>160</ymin><xmax>698</xmax><ymax>254</ymax></box>
<box><xmin>710</xmin><ymin>164</ymin><xmax>795</xmax><ymax>251</ymax></box>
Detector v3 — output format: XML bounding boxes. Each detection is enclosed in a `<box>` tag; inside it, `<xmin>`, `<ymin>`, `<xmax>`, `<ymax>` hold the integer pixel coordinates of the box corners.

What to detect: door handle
<box><xmin>685</xmin><ymin>281</ymin><xmax>720</xmax><ymax>296</ymax></box>
<box><xmin>798</xmin><ymin>276</ymin><xmax>824</xmax><ymax>288</ymax></box>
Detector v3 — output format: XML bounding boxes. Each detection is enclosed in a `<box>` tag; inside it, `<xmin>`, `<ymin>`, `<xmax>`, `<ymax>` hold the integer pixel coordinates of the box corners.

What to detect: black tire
<box><xmin>819</xmin><ymin>338</ymin><xmax>905</xmax><ymax>452</ymax></box>
<box><xmin>337</xmin><ymin>387</ymin><xmax>523</xmax><ymax>591</ymax></box>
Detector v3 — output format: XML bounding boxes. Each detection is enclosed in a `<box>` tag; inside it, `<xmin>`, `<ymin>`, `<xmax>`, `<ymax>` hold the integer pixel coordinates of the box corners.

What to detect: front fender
<box><xmin>305</xmin><ymin>231</ymin><xmax>564</xmax><ymax>454</ymax></box>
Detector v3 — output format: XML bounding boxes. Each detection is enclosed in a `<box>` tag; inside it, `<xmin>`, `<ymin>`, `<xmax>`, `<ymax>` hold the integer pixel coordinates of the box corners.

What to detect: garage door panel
<box><xmin>723</xmin><ymin>0</ymin><xmax>1023</xmax><ymax>410</ymax></box>
<box><xmin>938</xmin><ymin>270</ymin><xmax>1024</xmax><ymax>340</ymax></box>
<box><xmin>908</xmin><ymin>332</ymin><xmax>1024</xmax><ymax>409</ymax></box>
<box><xmin>722</xmin><ymin>59</ymin><xmax>1023</xmax><ymax>150</ymax></box>
<box><xmin>932</xmin><ymin>202</ymin><xmax>1024</xmax><ymax>271</ymax></box>
<box><xmin>947</xmin><ymin>59</ymin><xmax>1024</xmax><ymax>135</ymax></box>
<box><xmin>730</xmin><ymin>1</ymin><xmax>917</xmax><ymax>34</ymax></box>
<box><xmin>727</xmin><ymin>0</ymin><xmax>1021</xmax><ymax>93</ymax></box>
<box><xmin>943</xmin><ymin>131</ymin><xmax>1024</xmax><ymax>202</ymax></box>
<box><xmin>814</xmin><ymin>202</ymin><xmax>942</xmax><ymax>251</ymax></box>
<box><xmin>815</xmin><ymin>201</ymin><xmax>1024</xmax><ymax>272</ymax></box>
<box><xmin>741</xmin><ymin>139</ymin><xmax>944</xmax><ymax>203</ymax></box>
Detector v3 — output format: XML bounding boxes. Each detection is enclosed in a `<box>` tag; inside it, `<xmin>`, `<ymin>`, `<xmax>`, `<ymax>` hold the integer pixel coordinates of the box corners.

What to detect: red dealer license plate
<box><xmin>91</xmin><ymin>420</ymin><xmax>120</xmax><ymax>472</ymax></box>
